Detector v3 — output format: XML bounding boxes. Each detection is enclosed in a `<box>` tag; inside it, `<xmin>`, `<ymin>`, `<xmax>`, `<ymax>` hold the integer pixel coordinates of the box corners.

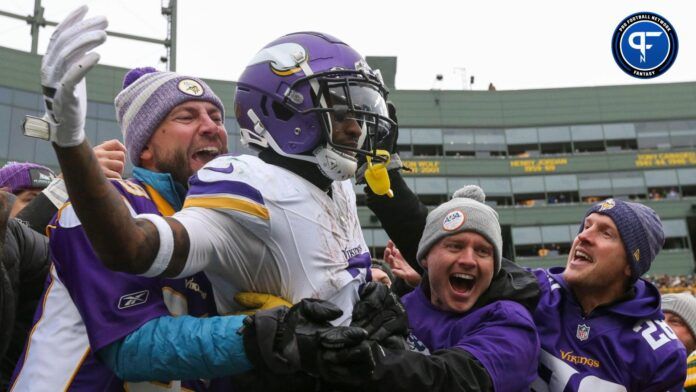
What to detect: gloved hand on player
<box><xmin>241</xmin><ymin>298</ymin><xmax>378</xmax><ymax>381</ymax></box>
<box><xmin>32</xmin><ymin>5</ymin><xmax>107</xmax><ymax>147</ymax></box>
<box><xmin>351</xmin><ymin>281</ymin><xmax>409</xmax><ymax>349</ymax></box>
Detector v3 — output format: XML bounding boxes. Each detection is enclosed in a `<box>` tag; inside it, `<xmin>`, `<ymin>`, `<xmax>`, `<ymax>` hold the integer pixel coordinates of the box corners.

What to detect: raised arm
<box><xmin>54</xmin><ymin>142</ymin><xmax>189</xmax><ymax>276</ymax></box>
<box><xmin>16</xmin><ymin>139</ymin><xmax>127</xmax><ymax>234</ymax></box>
<box><xmin>32</xmin><ymin>6</ymin><xmax>187</xmax><ymax>276</ymax></box>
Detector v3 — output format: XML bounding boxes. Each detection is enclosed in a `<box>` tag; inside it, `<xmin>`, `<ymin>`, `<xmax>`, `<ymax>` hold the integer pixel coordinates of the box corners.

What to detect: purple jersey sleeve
<box><xmin>454</xmin><ymin>301</ymin><xmax>540</xmax><ymax>392</ymax></box>
<box><xmin>48</xmin><ymin>180</ymin><xmax>171</xmax><ymax>352</ymax></box>
<box><xmin>641</xmin><ymin>340</ymin><xmax>687</xmax><ymax>392</ymax></box>
<box><xmin>50</xmin><ymin>223</ymin><xmax>170</xmax><ymax>352</ymax></box>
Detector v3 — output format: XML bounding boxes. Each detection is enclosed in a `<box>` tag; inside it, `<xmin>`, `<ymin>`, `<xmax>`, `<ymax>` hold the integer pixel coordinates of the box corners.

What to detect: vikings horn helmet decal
<box><xmin>234</xmin><ymin>32</ymin><xmax>395</xmax><ymax>181</ymax></box>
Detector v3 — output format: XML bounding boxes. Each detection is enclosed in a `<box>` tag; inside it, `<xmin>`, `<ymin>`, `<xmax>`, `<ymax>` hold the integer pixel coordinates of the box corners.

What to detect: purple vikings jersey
<box><xmin>530</xmin><ymin>267</ymin><xmax>686</xmax><ymax>392</ymax></box>
<box><xmin>10</xmin><ymin>179</ymin><xmax>220</xmax><ymax>391</ymax></box>
<box><xmin>401</xmin><ymin>286</ymin><xmax>540</xmax><ymax>392</ymax></box>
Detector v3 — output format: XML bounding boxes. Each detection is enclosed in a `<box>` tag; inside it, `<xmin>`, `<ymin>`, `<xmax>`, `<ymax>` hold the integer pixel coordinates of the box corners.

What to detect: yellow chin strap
<box><xmin>365</xmin><ymin>149</ymin><xmax>394</xmax><ymax>198</ymax></box>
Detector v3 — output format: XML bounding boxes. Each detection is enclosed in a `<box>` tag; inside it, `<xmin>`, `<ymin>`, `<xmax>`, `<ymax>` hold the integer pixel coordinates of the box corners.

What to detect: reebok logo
<box><xmin>118</xmin><ymin>290</ymin><xmax>150</xmax><ymax>309</ymax></box>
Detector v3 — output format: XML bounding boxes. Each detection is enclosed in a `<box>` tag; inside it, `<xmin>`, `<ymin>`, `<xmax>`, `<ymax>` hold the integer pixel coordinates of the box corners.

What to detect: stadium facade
<box><xmin>1</xmin><ymin>46</ymin><xmax>695</xmax><ymax>274</ymax></box>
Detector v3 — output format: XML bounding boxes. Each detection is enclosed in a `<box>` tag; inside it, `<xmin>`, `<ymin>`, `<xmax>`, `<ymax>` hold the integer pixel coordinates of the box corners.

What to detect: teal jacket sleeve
<box><xmin>98</xmin><ymin>314</ymin><xmax>253</xmax><ymax>381</ymax></box>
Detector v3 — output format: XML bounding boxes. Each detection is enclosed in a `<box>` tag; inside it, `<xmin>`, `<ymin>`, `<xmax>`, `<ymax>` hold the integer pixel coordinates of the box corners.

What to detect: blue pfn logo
<box><xmin>612</xmin><ymin>12</ymin><xmax>678</xmax><ymax>79</ymax></box>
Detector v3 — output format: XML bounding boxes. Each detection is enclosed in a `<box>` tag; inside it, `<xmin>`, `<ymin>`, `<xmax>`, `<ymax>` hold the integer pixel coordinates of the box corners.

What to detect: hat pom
<box><xmin>123</xmin><ymin>67</ymin><xmax>158</xmax><ymax>89</ymax></box>
<box><xmin>452</xmin><ymin>184</ymin><xmax>486</xmax><ymax>203</ymax></box>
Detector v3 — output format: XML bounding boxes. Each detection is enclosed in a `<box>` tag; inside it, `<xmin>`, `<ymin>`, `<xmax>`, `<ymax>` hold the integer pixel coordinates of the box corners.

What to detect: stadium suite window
<box><xmin>512</xmin><ymin>176</ymin><xmax>544</xmax><ymax>194</ymax></box>
<box><xmin>541</xmin><ymin>142</ymin><xmax>572</xmax><ymax>155</ymax></box>
<box><xmin>514</xmin><ymin>193</ymin><xmax>546</xmax><ymax>207</ymax></box>
<box><xmin>0</xmin><ymin>87</ymin><xmax>12</xmax><ymax>105</ymax></box>
<box><xmin>573</xmin><ymin>140</ymin><xmax>605</xmax><ymax>153</ymax></box>
<box><xmin>512</xmin><ymin>223</ymin><xmax>576</xmax><ymax>258</ymax></box>
<box><xmin>570</xmin><ymin>124</ymin><xmax>604</xmax><ymax>141</ymax></box>
<box><xmin>412</xmin><ymin>144</ymin><xmax>443</xmax><ymax>156</ymax></box>
<box><xmin>505</xmin><ymin>127</ymin><xmax>538</xmax><ymax>145</ymax></box>
<box><xmin>396</xmin><ymin>144</ymin><xmax>414</xmax><ymax>158</ymax></box>
<box><xmin>661</xmin><ymin>219</ymin><xmax>689</xmax><ymax>250</ymax></box>
<box><xmin>398</xmin><ymin>128</ymin><xmax>413</xmax><ymax>144</ymax></box>
<box><xmin>508</xmin><ymin>144</ymin><xmax>540</xmax><ymax>157</ymax></box>
<box><xmin>546</xmin><ymin>191</ymin><xmax>579</xmax><ymax>204</ymax></box>
<box><xmin>677</xmin><ymin>168</ymin><xmax>696</xmax><ymax>186</ymax></box>
<box><xmin>477</xmin><ymin>150</ymin><xmax>506</xmax><ymax>158</ymax></box>
<box><xmin>663</xmin><ymin>237</ymin><xmax>689</xmax><ymax>250</ymax></box>
<box><xmin>512</xmin><ymin>226</ymin><xmax>542</xmax><ymax>245</ymax></box>
<box><xmin>604</xmin><ymin>123</ymin><xmax>636</xmax><ymax>139</ymax></box>
<box><xmin>411</xmin><ymin>128</ymin><xmax>442</xmax><ymax>145</ymax></box>
<box><xmin>514</xmin><ymin>244</ymin><xmax>542</xmax><ymax>257</ymax></box>
<box><xmin>611</xmin><ymin>172</ymin><xmax>646</xmax><ymax>198</ymax></box>
<box><xmin>414</xmin><ymin>177</ymin><xmax>447</xmax><ymax>195</ymax></box>
<box><xmin>636</xmin><ymin>121</ymin><xmax>671</xmax><ymax>149</ymax></box>
<box><xmin>539</xmin><ymin>126</ymin><xmax>571</xmax><ymax>143</ymax></box>
<box><xmin>545</xmin><ymin>174</ymin><xmax>578</xmax><ymax>192</ymax></box>
<box><xmin>474</xmin><ymin>129</ymin><xmax>506</xmax><ymax>155</ymax></box>
<box><xmin>682</xmin><ymin>185</ymin><xmax>696</xmax><ymax>198</ymax></box>
<box><xmin>515</xmin><ymin>243</ymin><xmax>571</xmax><ymax>258</ymax></box>
<box><xmin>448</xmin><ymin>177</ymin><xmax>481</xmax><ymax>193</ymax></box>
<box><xmin>12</xmin><ymin>90</ymin><xmax>40</xmax><ymax>110</ymax></box>
<box><xmin>506</xmin><ymin>127</ymin><xmax>539</xmax><ymax>157</ymax></box>
<box><xmin>578</xmin><ymin>174</ymin><xmax>611</xmax><ymax>194</ymax></box>
<box><xmin>486</xmin><ymin>195</ymin><xmax>513</xmax><ymax>206</ymax></box>
<box><xmin>581</xmin><ymin>195</ymin><xmax>612</xmax><ymax>204</ymax></box>
<box><xmin>443</xmin><ymin>130</ymin><xmax>475</xmax><ymax>157</ymax></box>
<box><xmin>0</xmin><ymin>105</ymin><xmax>10</xmax><ymax>157</ymax></box>
<box><xmin>605</xmin><ymin>139</ymin><xmax>637</xmax><ymax>151</ymax></box>
<box><xmin>445</xmin><ymin>150</ymin><xmax>475</xmax><ymax>157</ymax></box>
<box><xmin>670</xmin><ymin>128</ymin><xmax>696</xmax><ymax>148</ymax></box>
<box><xmin>9</xmin><ymin>107</ymin><xmax>40</xmax><ymax>162</ymax></box>
<box><xmin>443</xmin><ymin>129</ymin><xmax>474</xmax><ymax>145</ymax></box>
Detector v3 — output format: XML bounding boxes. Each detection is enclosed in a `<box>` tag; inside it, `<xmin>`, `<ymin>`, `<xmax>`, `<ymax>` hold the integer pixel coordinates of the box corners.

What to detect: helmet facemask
<box><xmin>285</xmin><ymin>69</ymin><xmax>395</xmax><ymax>180</ymax></box>
<box><xmin>235</xmin><ymin>32</ymin><xmax>396</xmax><ymax>182</ymax></box>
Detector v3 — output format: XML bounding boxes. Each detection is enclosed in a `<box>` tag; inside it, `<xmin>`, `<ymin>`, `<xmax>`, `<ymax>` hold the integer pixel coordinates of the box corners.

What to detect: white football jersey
<box><xmin>173</xmin><ymin>155</ymin><xmax>370</xmax><ymax>324</ymax></box>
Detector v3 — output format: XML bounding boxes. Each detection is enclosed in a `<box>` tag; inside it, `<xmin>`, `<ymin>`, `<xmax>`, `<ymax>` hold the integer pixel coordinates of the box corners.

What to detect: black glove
<box><xmin>351</xmin><ymin>282</ymin><xmax>409</xmax><ymax>349</ymax></box>
<box><xmin>382</xmin><ymin>101</ymin><xmax>399</xmax><ymax>154</ymax></box>
<box><xmin>320</xmin><ymin>338</ymin><xmax>386</xmax><ymax>387</ymax></box>
<box><xmin>241</xmin><ymin>298</ymin><xmax>374</xmax><ymax>378</ymax></box>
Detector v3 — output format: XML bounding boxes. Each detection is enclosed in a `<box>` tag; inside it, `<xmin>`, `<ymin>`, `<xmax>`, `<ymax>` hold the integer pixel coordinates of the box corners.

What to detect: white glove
<box><xmin>41</xmin><ymin>5</ymin><xmax>108</xmax><ymax>147</ymax></box>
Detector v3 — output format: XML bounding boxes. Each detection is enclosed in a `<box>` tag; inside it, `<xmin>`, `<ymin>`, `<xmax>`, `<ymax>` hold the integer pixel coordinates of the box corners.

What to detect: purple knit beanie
<box><xmin>0</xmin><ymin>162</ymin><xmax>56</xmax><ymax>194</ymax></box>
<box><xmin>114</xmin><ymin>67</ymin><xmax>225</xmax><ymax>166</ymax></box>
<box><xmin>579</xmin><ymin>198</ymin><xmax>665</xmax><ymax>283</ymax></box>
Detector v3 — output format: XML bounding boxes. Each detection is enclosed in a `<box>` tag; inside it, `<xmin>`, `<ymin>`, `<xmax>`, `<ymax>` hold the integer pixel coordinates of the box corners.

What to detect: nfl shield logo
<box><xmin>576</xmin><ymin>324</ymin><xmax>590</xmax><ymax>341</ymax></box>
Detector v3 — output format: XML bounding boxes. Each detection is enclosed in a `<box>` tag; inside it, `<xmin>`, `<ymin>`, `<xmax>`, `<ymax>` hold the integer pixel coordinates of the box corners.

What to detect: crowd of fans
<box><xmin>647</xmin><ymin>274</ymin><xmax>696</xmax><ymax>293</ymax></box>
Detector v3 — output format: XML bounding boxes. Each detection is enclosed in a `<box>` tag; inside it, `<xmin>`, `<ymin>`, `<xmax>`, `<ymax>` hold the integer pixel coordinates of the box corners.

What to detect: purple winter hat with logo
<box><xmin>114</xmin><ymin>67</ymin><xmax>225</xmax><ymax>166</ymax></box>
<box><xmin>0</xmin><ymin>162</ymin><xmax>56</xmax><ymax>194</ymax></box>
<box><xmin>579</xmin><ymin>198</ymin><xmax>665</xmax><ymax>283</ymax></box>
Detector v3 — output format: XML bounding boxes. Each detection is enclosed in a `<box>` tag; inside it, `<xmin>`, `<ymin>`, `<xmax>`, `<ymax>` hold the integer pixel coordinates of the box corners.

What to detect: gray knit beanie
<box><xmin>416</xmin><ymin>185</ymin><xmax>502</xmax><ymax>274</ymax></box>
<box><xmin>115</xmin><ymin>67</ymin><xmax>225</xmax><ymax>166</ymax></box>
<box><xmin>662</xmin><ymin>292</ymin><xmax>696</xmax><ymax>340</ymax></box>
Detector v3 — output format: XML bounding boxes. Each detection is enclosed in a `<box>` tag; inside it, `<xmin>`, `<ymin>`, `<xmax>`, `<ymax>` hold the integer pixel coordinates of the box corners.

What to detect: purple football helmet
<box><xmin>235</xmin><ymin>32</ymin><xmax>395</xmax><ymax>180</ymax></box>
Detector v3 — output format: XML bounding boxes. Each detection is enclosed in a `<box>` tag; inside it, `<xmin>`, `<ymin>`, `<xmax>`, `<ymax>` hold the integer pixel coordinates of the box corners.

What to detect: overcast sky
<box><xmin>1</xmin><ymin>0</ymin><xmax>694</xmax><ymax>90</ymax></box>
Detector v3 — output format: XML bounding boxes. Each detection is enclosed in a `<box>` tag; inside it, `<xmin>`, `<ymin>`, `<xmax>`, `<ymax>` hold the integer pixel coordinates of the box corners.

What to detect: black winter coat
<box><xmin>0</xmin><ymin>193</ymin><xmax>51</xmax><ymax>389</ymax></box>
